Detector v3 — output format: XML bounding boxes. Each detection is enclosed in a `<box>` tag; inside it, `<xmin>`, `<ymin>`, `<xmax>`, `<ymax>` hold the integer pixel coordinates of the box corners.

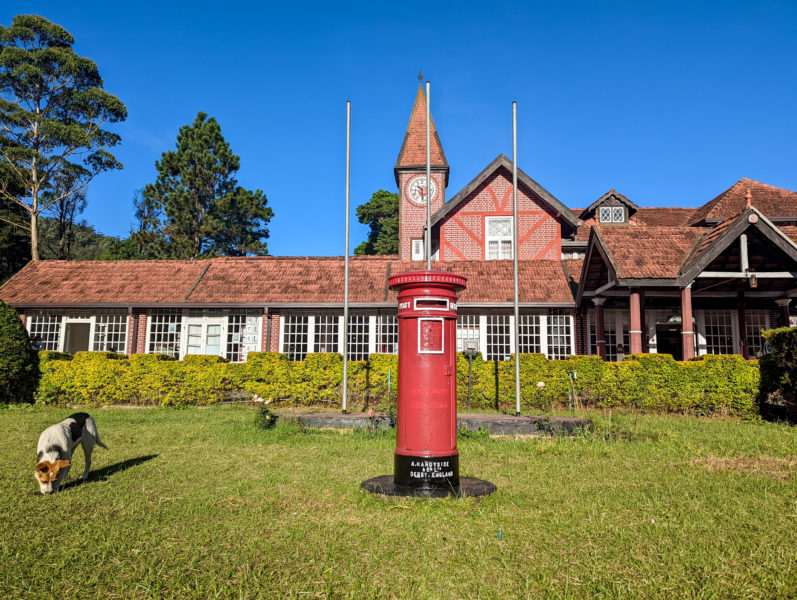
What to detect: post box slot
<box><xmin>413</xmin><ymin>297</ymin><xmax>449</xmax><ymax>311</ymax></box>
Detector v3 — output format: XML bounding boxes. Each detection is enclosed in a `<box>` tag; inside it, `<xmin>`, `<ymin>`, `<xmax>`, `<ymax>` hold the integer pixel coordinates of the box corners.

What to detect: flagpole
<box><xmin>426</xmin><ymin>81</ymin><xmax>432</xmax><ymax>270</ymax></box>
<box><xmin>342</xmin><ymin>100</ymin><xmax>351</xmax><ymax>414</ymax></box>
<box><xmin>513</xmin><ymin>101</ymin><xmax>521</xmax><ymax>416</ymax></box>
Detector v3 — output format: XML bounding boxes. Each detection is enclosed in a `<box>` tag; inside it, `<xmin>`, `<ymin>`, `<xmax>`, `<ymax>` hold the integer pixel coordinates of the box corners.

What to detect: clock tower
<box><xmin>394</xmin><ymin>82</ymin><xmax>449</xmax><ymax>261</ymax></box>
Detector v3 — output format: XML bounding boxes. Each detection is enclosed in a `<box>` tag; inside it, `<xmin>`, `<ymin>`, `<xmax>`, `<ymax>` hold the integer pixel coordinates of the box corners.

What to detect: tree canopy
<box><xmin>354</xmin><ymin>189</ymin><xmax>399</xmax><ymax>255</ymax></box>
<box><xmin>136</xmin><ymin>112</ymin><xmax>273</xmax><ymax>259</ymax></box>
<box><xmin>0</xmin><ymin>14</ymin><xmax>127</xmax><ymax>260</ymax></box>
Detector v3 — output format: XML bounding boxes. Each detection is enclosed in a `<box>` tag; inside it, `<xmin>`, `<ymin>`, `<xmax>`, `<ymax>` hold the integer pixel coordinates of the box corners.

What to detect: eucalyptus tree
<box><xmin>0</xmin><ymin>15</ymin><xmax>126</xmax><ymax>260</ymax></box>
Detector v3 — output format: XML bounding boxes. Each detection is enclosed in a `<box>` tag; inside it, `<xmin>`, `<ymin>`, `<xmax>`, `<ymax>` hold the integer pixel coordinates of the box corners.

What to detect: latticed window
<box><xmin>314</xmin><ymin>315</ymin><xmax>339</xmax><ymax>353</ymax></box>
<box><xmin>599</xmin><ymin>205</ymin><xmax>625</xmax><ymax>223</ymax></box>
<box><xmin>346</xmin><ymin>315</ymin><xmax>369</xmax><ymax>361</ymax></box>
<box><xmin>547</xmin><ymin>309</ymin><xmax>572</xmax><ymax>359</ymax></box>
<box><xmin>375</xmin><ymin>315</ymin><xmax>398</xmax><ymax>354</ymax></box>
<box><xmin>518</xmin><ymin>314</ymin><xmax>541</xmax><ymax>354</ymax></box>
<box><xmin>486</xmin><ymin>217</ymin><xmax>512</xmax><ymax>260</ymax></box>
<box><xmin>703</xmin><ymin>310</ymin><xmax>734</xmax><ymax>354</ymax></box>
<box><xmin>588</xmin><ymin>309</ymin><xmax>628</xmax><ymax>361</ymax></box>
<box><xmin>93</xmin><ymin>312</ymin><xmax>127</xmax><ymax>353</ymax></box>
<box><xmin>486</xmin><ymin>315</ymin><xmax>511</xmax><ymax>361</ymax></box>
<box><xmin>149</xmin><ymin>310</ymin><xmax>182</xmax><ymax>358</ymax></box>
<box><xmin>226</xmin><ymin>312</ymin><xmax>247</xmax><ymax>362</ymax></box>
<box><xmin>456</xmin><ymin>315</ymin><xmax>481</xmax><ymax>353</ymax></box>
<box><xmin>283</xmin><ymin>315</ymin><xmax>308</xmax><ymax>361</ymax></box>
<box><xmin>28</xmin><ymin>314</ymin><xmax>61</xmax><ymax>351</ymax></box>
<box><xmin>746</xmin><ymin>310</ymin><xmax>769</xmax><ymax>357</ymax></box>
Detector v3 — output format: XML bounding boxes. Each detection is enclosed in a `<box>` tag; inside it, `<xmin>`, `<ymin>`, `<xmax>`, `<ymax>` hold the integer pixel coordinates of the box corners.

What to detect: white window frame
<box><xmin>587</xmin><ymin>309</ymin><xmax>629</xmax><ymax>361</ymax></box>
<box><xmin>485</xmin><ymin>216</ymin><xmax>513</xmax><ymax>260</ymax></box>
<box><xmin>599</xmin><ymin>205</ymin><xmax>625</xmax><ymax>223</ymax></box>
<box><xmin>696</xmin><ymin>309</ymin><xmax>739</xmax><ymax>355</ymax></box>
<box><xmin>411</xmin><ymin>239</ymin><xmax>425</xmax><ymax>261</ymax></box>
<box><xmin>746</xmin><ymin>310</ymin><xmax>770</xmax><ymax>357</ymax></box>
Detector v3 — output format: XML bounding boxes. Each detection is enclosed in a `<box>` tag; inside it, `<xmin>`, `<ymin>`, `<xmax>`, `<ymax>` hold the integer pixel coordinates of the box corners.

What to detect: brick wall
<box><xmin>262</xmin><ymin>312</ymin><xmax>280</xmax><ymax>352</ymax></box>
<box><xmin>134</xmin><ymin>311</ymin><xmax>148</xmax><ymax>354</ymax></box>
<box><xmin>398</xmin><ymin>171</ymin><xmax>446</xmax><ymax>261</ymax></box>
<box><xmin>439</xmin><ymin>170</ymin><xmax>561</xmax><ymax>261</ymax></box>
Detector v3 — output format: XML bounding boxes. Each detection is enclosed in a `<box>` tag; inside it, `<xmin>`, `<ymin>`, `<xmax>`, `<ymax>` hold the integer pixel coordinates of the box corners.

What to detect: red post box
<box><xmin>388</xmin><ymin>270</ymin><xmax>467</xmax><ymax>490</ymax></box>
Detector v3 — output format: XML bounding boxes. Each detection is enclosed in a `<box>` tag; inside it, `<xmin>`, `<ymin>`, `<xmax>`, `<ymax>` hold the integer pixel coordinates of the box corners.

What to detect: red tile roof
<box><xmin>596</xmin><ymin>226</ymin><xmax>703</xmax><ymax>279</ymax></box>
<box><xmin>395</xmin><ymin>83</ymin><xmax>448</xmax><ymax>169</ymax></box>
<box><xmin>0</xmin><ymin>260</ymin><xmax>209</xmax><ymax>305</ymax></box>
<box><xmin>575</xmin><ymin>207</ymin><xmax>694</xmax><ymax>239</ymax></box>
<box><xmin>0</xmin><ymin>257</ymin><xmax>577</xmax><ymax>307</ymax></box>
<box><xmin>781</xmin><ymin>226</ymin><xmax>797</xmax><ymax>245</ymax></box>
<box><xmin>688</xmin><ymin>178</ymin><xmax>797</xmax><ymax>225</ymax></box>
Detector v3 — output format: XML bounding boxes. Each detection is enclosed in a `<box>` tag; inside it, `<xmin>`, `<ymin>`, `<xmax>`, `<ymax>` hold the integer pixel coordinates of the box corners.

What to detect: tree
<box><xmin>141</xmin><ymin>112</ymin><xmax>272</xmax><ymax>258</ymax></box>
<box><xmin>41</xmin><ymin>170</ymin><xmax>86</xmax><ymax>260</ymax></box>
<box><xmin>354</xmin><ymin>189</ymin><xmax>399</xmax><ymax>255</ymax></box>
<box><xmin>0</xmin><ymin>300</ymin><xmax>39</xmax><ymax>403</ymax></box>
<box><xmin>0</xmin><ymin>15</ymin><xmax>127</xmax><ymax>261</ymax></box>
<box><xmin>0</xmin><ymin>162</ymin><xmax>29</xmax><ymax>282</ymax></box>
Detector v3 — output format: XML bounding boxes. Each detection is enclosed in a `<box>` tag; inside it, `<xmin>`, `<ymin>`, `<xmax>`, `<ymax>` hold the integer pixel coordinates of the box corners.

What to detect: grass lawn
<box><xmin>1</xmin><ymin>406</ymin><xmax>796</xmax><ymax>599</ymax></box>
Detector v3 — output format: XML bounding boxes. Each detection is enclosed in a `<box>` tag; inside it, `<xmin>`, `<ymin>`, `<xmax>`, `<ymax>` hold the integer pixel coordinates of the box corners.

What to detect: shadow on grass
<box><xmin>61</xmin><ymin>454</ymin><xmax>158</xmax><ymax>491</ymax></box>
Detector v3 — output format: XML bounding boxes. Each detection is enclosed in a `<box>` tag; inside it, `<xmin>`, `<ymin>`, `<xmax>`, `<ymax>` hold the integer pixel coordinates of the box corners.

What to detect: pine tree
<box><xmin>142</xmin><ymin>112</ymin><xmax>272</xmax><ymax>258</ymax></box>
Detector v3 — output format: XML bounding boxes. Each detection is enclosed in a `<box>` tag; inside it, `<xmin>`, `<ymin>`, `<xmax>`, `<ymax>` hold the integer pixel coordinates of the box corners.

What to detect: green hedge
<box><xmin>35</xmin><ymin>350</ymin><xmax>761</xmax><ymax>416</ymax></box>
<box><xmin>759</xmin><ymin>327</ymin><xmax>797</xmax><ymax>418</ymax></box>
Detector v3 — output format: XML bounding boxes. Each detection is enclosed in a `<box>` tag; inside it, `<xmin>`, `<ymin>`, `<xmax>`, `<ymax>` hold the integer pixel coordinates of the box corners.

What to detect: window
<box><xmin>28</xmin><ymin>314</ymin><xmax>61</xmax><ymax>351</ymax></box>
<box><xmin>93</xmin><ymin>312</ymin><xmax>127</xmax><ymax>353</ymax></box>
<box><xmin>588</xmin><ymin>309</ymin><xmax>628</xmax><ymax>361</ymax></box>
<box><xmin>486</xmin><ymin>217</ymin><xmax>513</xmax><ymax>260</ymax></box>
<box><xmin>456</xmin><ymin>315</ymin><xmax>481</xmax><ymax>353</ymax></box>
<box><xmin>486</xmin><ymin>315</ymin><xmax>511</xmax><ymax>360</ymax></box>
<box><xmin>314</xmin><ymin>315</ymin><xmax>339</xmax><ymax>353</ymax></box>
<box><xmin>283</xmin><ymin>315</ymin><xmax>309</xmax><ymax>360</ymax></box>
<box><xmin>518</xmin><ymin>314</ymin><xmax>542</xmax><ymax>354</ymax></box>
<box><xmin>547</xmin><ymin>309</ymin><xmax>572</xmax><ymax>359</ymax></box>
<box><xmin>411</xmin><ymin>239</ymin><xmax>424</xmax><ymax>261</ymax></box>
<box><xmin>226</xmin><ymin>312</ymin><xmax>260</xmax><ymax>362</ymax></box>
<box><xmin>599</xmin><ymin>205</ymin><xmax>625</xmax><ymax>223</ymax></box>
<box><xmin>703</xmin><ymin>310</ymin><xmax>734</xmax><ymax>354</ymax></box>
<box><xmin>746</xmin><ymin>310</ymin><xmax>769</xmax><ymax>357</ymax></box>
<box><xmin>346</xmin><ymin>315</ymin><xmax>370</xmax><ymax>361</ymax></box>
<box><xmin>149</xmin><ymin>310</ymin><xmax>182</xmax><ymax>358</ymax></box>
<box><xmin>375</xmin><ymin>315</ymin><xmax>398</xmax><ymax>354</ymax></box>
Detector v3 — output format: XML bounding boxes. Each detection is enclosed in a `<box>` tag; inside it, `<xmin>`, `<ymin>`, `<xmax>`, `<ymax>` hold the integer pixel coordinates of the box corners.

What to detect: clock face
<box><xmin>406</xmin><ymin>175</ymin><xmax>436</xmax><ymax>205</ymax></box>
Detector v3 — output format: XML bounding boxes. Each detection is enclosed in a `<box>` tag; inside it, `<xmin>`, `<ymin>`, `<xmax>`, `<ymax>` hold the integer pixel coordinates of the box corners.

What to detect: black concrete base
<box><xmin>361</xmin><ymin>475</ymin><xmax>497</xmax><ymax>498</ymax></box>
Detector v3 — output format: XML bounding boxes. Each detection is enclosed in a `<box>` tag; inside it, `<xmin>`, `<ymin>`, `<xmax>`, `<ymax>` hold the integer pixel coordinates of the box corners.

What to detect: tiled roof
<box><xmin>575</xmin><ymin>207</ymin><xmax>695</xmax><ymax>240</ymax></box>
<box><xmin>0</xmin><ymin>260</ymin><xmax>209</xmax><ymax>305</ymax></box>
<box><xmin>781</xmin><ymin>226</ymin><xmax>797</xmax><ymax>245</ymax></box>
<box><xmin>596</xmin><ymin>226</ymin><xmax>703</xmax><ymax>279</ymax></box>
<box><xmin>688</xmin><ymin>178</ymin><xmax>797</xmax><ymax>225</ymax></box>
<box><xmin>394</xmin><ymin>83</ymin><xmax>448</xmax><ymax>169</ymax></box>
<box><xmin>0</xmin><ymin>257</ymin><xmax>577</xmax><ymax>307</ymax></box>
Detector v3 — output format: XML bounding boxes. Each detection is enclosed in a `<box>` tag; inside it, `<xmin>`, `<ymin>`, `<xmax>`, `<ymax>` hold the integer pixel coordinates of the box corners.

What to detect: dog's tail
<box><xmin>86</xmin><ymin>416</ymin><xmax>109</xmax><ymax>450</ymax></box>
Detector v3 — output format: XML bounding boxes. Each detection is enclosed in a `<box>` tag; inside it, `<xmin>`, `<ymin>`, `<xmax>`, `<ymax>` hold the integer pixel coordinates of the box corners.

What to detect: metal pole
<box><xmin>342</xmin><ymin>101</ymin><xmax>351</xmax><ymax>414</ymax></box>
<box><xmin>426</xmin><ymin>80</ymin><xmax>432</xmax><ymax>271</ymax></box>
<box><xmin>512</xmin><ymin>101</ymin><xmax>521</xmax><ymax>416</ymax></box>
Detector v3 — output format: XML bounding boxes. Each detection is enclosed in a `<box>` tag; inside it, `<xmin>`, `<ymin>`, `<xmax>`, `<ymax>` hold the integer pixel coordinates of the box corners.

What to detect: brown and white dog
<box><xmin>34</xmin><ymin>413</ymin><xmax>108</xmax><ymax>494</ymax></box>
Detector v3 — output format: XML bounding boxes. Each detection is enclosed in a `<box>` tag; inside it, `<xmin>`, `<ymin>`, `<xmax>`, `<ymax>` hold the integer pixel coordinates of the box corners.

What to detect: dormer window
<box><xmin>599</xmin><ymin>206</ymin><xmax>625</xmax><ymax>223</ymax></box>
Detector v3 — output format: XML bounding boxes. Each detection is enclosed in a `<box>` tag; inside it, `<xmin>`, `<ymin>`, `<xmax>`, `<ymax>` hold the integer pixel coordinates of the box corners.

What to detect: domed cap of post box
<box><xmin>388</xmin><ymin>270</ymin><xmax>467</xmax><ymax>292</ymax></box>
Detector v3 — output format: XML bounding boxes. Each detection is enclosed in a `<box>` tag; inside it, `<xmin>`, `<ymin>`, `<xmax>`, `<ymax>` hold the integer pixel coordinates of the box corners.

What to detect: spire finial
<box><xmin>417</xmin><ymin>68</ymin><xmax>423</xmax><ymax>83</ymax></box>
<box><xmin>745</xmin><ymin>188</ymin><xmax>752</xmax><ymax>208</ymax></box>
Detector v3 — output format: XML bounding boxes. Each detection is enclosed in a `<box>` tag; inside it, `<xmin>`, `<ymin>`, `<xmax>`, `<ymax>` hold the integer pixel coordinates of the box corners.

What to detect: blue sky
<box><xmin>2</xmin><ymin>1</ymin><xmax>796</xmax><ymax>256</ymax></box>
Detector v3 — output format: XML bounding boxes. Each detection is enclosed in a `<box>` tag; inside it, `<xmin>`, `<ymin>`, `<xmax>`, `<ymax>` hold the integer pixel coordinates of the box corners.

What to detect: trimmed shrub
<box><xmin>760</xmin><ymin>327</ymin><xmax>797</xmax><ymax>418</ymax></box>
<box><xmin>0</xmin><ymin>301</ymin><xmax>40</xmax><ymax>403</ymax></box>
<box><xmin>33</xmin><ymin>347</ymin><xmax>761</xmax><ymax>416</ymax></box>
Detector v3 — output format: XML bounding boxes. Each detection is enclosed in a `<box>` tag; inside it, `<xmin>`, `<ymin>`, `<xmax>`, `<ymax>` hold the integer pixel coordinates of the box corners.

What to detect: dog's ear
<box><xmin>55</xmin><ymin>460</ymin><xmax>71</xmax><ymax>470</ymax></box>
<box><xmin>35</xmin><ymin>461</ymin><xmax>50</xmax><ymax>474</ymax></box>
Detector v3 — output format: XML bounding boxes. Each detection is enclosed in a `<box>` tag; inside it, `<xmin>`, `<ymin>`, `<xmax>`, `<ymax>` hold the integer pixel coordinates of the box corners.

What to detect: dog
<box><xmin>34</xmin><ymin>413</ymin><xmax>108</xmax><ymax>494</ymax></box>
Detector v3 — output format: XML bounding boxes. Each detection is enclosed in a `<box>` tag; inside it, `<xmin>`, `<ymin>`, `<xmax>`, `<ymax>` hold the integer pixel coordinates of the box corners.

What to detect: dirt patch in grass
<box><xmin>693</xmin><ymin>456</ymin><xmax>797</xmax><ymax>480</ymax></box>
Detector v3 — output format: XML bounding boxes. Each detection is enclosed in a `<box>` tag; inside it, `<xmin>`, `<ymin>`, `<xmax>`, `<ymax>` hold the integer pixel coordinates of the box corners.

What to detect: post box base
<box><xmin>361</xmin><ymin>475</ymin><xmax>497</xmax><ymax>498</ymax></box>
<box><xmin>394</xmin><ymin>453</ymin><xmax>459</xmax><ymax>488</ymax></box>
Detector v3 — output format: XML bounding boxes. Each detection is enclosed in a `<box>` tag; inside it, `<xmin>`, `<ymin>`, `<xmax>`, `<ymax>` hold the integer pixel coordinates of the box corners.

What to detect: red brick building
<box><xmin>1</xmin><ymin>84</ymin><xmax>795</xmax><ymax>362</ymax></box>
